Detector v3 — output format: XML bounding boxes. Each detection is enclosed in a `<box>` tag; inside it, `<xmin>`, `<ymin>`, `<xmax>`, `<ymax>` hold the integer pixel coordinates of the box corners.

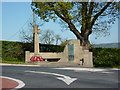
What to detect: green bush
<box><xmin>2</xmin><ymin>41</ymin><xmax>24</xmax><ymax>63</ymax></box>
<box><xmin>1</xmin><ymin>41</ymin><xmax>65</xmax><ymax>63</ymax></box>
<box><xmin>92</xmin><ymin>48</ymin><xmax>120</xmax><ymax>67</ymax></box>
<box><xmin>40</xmin><ymin>44</ymin><xmax>65</xmax><ymax>52</ymax></box>
<box><xmin>1</xmin><ymin>41</ymin><xmax>120</xmax><ymax>67</ymax></box>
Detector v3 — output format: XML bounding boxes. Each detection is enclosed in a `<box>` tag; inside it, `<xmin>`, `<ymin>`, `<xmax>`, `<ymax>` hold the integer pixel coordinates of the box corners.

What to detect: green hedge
<box><xmin>92</xmin><ymin>48</ymin><xmax>120</xmax><ymax>67</ymax></box>
<box><xmin>21</xmin><ymin>42</ymin><xmax>65</xmax><ymax>52</ymax></box>
<box><xmin>40</xmin><ymin>44</ymin><xmax>64</xmax><ymax>52</ymax></box>
<box><xmin>1</xmin><ymin>41</ymin><xmax>64</xmax><ymax>63</ymax></box>
<box><xmin>1</xmin><ymin>41</ymin><xmax>120</xmax><ymax>67</ymax></box>
<box><xmin>2</xmin><ymin>41</ymin><xmax>24</xmax><ymax>62</ymax></box>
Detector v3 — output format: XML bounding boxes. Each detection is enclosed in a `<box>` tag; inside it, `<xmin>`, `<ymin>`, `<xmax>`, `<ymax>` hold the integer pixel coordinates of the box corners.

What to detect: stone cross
<box><xmin>32</xmin><ymin>25</ymin><xmax>40</xmax><ymax>55</ymax></box>
<box><xmin>32</xmin><ymin>25</ymin><xmax>40</xmax><ymax>34</ymax></box>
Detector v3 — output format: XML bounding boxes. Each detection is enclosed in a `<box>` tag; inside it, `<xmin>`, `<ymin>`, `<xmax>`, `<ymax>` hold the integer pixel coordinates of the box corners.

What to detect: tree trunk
<box><xmin>80</xmin><ymin>36</ymin><xmax>92</xmax><ymax>50</ymax></box>
<box><xmin>78</xmin><ymin>29</ymin><xmax>92</xmax><ymax>50</ymax></box>
<box><xmin>73</xmin><ymin>31</ymin><xmax>92</xmax><ymax>50</ymax></box>
<box><xmin>67</xmin><ymin>20</ymin><xmax>92</xmax><ymax>50</ymax></box>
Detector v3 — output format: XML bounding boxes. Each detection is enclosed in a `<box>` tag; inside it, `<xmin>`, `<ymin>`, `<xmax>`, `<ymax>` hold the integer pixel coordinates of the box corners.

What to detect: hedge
<box><xmin>1</xmin><ymin>41</ymin><xmax>64</xmax><ymax>63</ymax></box>
<box><xmin>92</xmin><ymin>48</ymin><xmax>120</xmax><ymax>67</ymax></box>
<box><xmin>2</xmin><ymin>41</ymin><xmax>24</xmax><ymax>62</ymax></box>
<box><xmin>1</xmin><ymin>41</ymin><xmax>120</xmax><ymax>67</ymax></box>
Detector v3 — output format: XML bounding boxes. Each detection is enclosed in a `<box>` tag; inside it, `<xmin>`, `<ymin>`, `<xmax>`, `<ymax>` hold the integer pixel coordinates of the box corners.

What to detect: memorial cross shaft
<box><xmin>32</xmin><ymin>25</ymin><xmax>40</xmax><ymax>55</ymax></box>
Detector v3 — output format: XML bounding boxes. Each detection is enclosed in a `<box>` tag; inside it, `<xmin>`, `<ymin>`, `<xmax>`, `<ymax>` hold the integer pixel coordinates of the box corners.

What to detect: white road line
<box><xmin>53</xmin><ymin>67</ymin><xmax>120</xmax><ymax>72</ymax></box>
<box><xmin>53</xmin><ymin>68</ymin><xmax>106</xmax><ymax>72</ymax></box>
<box><xmin>0</xmin><ymin>63</ymin><xmax>40</xmax><ymax>67</ymax></box>
<box><xmin>1</xmin><ymin>63</ymin><xmax>119</xmax><ymax>71</ymax></box>
<box><xmin>25</xmin><ymin>70</ymin><xmax>77</xmax><ymax>85</ymax></box>
<box><xmin>101</xmin><ymin>72</ymin><xmax>114</xmax><ymax>74</ymax></box>
<box><xmin>0</xmin><ymin>76</ymin><xmax>25</xmax><ymax>89</ymax></box>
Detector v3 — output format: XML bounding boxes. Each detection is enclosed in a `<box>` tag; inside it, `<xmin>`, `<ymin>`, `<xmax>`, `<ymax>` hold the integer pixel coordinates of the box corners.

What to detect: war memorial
<box><xmin>25</xmin><ymin>24</ymin><xmax>93</xmax><ymax>67</ymax></box>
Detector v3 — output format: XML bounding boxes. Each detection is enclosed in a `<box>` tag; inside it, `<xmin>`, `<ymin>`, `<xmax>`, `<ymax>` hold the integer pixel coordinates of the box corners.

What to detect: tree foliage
<box><xmin>31</xmin><ymin>1</ymin><xmax>119</xmax><ymax>49</ymax></box>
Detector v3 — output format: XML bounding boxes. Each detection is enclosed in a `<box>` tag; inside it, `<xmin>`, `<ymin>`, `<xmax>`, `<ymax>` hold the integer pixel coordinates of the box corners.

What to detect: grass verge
<box><xmin>0</xmin><ymin>59</ymin><xmax>25</xmax><ymax>64</ymax></box>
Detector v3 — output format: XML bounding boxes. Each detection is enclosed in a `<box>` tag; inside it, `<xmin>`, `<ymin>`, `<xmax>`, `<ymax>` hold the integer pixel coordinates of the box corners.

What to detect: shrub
<box><xmin>92</xmin><ymin>48</ymin><xmax>120</xmax><ymax>67</ymax></box>
<box><xmin>1</xmin><ymin>41</ymin><xmax>120</xmax><ymax>67</ymax></box>
<box><xmin>1</xmin><ymin>41</ymin><xmax>65</xmax><ymax>63</ymax></box>
<box><xmin>2</xmin><ymin>41</ymin><xmax>24</xmax><ymax>62</ymax></box>
<box><xmin>40</xmin><ymin>44</ymin><xmax>65</xmax><ymax>52</ymax></box>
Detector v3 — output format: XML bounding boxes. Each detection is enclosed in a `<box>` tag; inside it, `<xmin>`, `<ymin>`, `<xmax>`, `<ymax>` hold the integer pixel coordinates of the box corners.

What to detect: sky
<box><xmin>1</xmin><ymin>2</ymin><xmax>119</xmax><ymax>44</ymax></box>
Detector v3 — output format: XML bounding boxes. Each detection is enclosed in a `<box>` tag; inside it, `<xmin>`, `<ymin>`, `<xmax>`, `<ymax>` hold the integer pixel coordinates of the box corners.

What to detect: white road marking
<box><xmin>53</xmin><ymin>67</ymin><xmax>118</xmax><ymax>74</ymax></box>
<box><xmin>101</xmin><ymin>72</ymin><xmax>114</xmax><ymax>74</ymax></box>
<box><xmin>25</xmin><ymin>70</ymin><xmax>77</xmax><ymax>85</ymax></box>
<box><xmin>0</xmin><ymin>76</ymin><xmax>25</xmax><ymax>89</ymax></box>
<box><xmin>53</xmin><ymin>67</ymin><xmax>119</xmax><ymax>72</ymax></box>
<box><xmin>0</xmin><ymin>63</ymin><xmax>40</xmax><ymax>67</ymax></box>
<box><xmin>53</xmin><ymin>68</ymin><xmax>107</xmax><ymax>72</ymax></box>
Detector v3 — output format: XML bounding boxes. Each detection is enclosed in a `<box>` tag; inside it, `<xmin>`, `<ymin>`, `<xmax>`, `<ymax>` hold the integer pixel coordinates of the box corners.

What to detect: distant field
<box><xmin>93</xmin><ymin>43</ymin><xmax>120</xmax><ymax>48</ymax></box>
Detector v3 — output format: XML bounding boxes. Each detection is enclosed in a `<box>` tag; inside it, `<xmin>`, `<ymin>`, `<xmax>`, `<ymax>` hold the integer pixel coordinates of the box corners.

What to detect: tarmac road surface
<box><xmin>1</xmin><ymin>64</ymin><xmax>119</xmax><ymax>89</ymax></box>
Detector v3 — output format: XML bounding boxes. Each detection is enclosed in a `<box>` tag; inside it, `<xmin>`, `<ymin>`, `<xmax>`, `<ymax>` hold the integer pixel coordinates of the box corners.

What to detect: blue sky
<box><xmin>1</xmin><ymin>2</ymin><xmax>119</xmax><ymax>44</ymax></box>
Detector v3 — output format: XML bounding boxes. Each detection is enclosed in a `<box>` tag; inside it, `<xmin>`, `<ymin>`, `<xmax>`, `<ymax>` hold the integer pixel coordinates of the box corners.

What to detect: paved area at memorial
<box><xmin>1</xmin><ymin>64</ymin><xmax>119</xmax><ymax>89</ymax></box>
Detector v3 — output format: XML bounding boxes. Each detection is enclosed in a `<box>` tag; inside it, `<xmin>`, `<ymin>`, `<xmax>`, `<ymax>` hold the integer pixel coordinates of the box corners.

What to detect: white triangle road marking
<box><xmin>56</xmin><ymin>77</ymin><xmax>77</xmax><ymax>85</ymax></box>
<box><xmin>25</xmin><ymin>70</ymin><xmax>77</xmax><ymax>85</ymax></box>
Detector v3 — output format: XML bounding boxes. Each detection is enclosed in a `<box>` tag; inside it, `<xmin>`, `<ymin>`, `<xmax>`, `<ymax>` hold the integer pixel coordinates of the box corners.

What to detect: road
<box><xmin>1</xmin><ymin>65</ymin><xmax>119</xmax><ymax>88</ymax></box>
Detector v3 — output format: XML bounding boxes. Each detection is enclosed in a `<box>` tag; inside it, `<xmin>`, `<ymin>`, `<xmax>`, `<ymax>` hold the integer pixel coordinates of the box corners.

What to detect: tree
<box><xmin>40</xmin><ymin>29</ymin><xmax>65</xmax><ymax>45</ymax></box>
<box><xmin>54</xmin><ymin>34</ymin><xmax>63</xmax><ymax>45</ymax></box>
<box><xmin>20</xmin><ymin>29</ymin><xmax>33</xmax><ymax>43</ymax></box>
<box><xmin>20</xmin><ymin>28</ymin><xmax>65</xmax><ymax>45</ymax></box>
<box><xmin>41</xmin><ymin>30</ymin><xmax>55</xmax><ymax>44</ymax></box>
<box><xmin>31</xmin><ymin>1</ymin><xmax>119</xmax><ymax>49</ymax></box>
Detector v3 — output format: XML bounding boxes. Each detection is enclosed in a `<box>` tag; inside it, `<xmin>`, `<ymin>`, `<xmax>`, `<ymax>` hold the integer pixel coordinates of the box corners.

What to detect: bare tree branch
<box><xmin>91</xmin><ymin>2</ymin><xmax>112</xmax><ymax>26</ymax></box>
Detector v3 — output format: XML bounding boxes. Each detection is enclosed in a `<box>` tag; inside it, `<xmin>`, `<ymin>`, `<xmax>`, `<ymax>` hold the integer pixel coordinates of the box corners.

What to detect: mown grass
<box><xmin>0</xmin><ymin>59</ymin><xmax>25</xmax><ymax>64</ymax></box>
<box><xmin>0</xmin><ymin>59</ymin><xmax>2</xmax><ymax>63</ymax></box>
<box><xmin>112</xmin><ymin>66</ymin><xmax>120</xmax><ymax>68</ymax></box>
<box><xmin>93</xmin><ymin>65</ymin><xmax>120</xmax><ymax>68</ymax></box>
